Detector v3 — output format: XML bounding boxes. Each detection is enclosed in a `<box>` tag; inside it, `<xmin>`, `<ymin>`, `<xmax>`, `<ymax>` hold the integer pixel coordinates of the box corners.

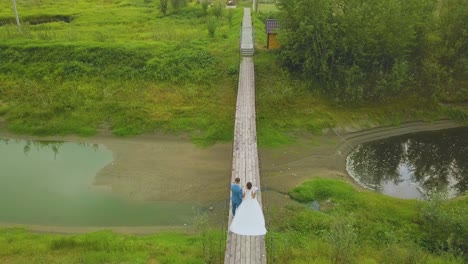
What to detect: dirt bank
<box><xmin>0</xmin><ymin>126</ymin><xmax>233</xmax><ymax>203</ymax></box>
<box><xmin>0</xmin><ymin>119</ymin><xmax>465</xmax><ymax>233</ymax></box>
<box><xmin>0</xmin><ymin>119</ymin><xmax>463</xmax><ymax>202</ymax></box>
<box><xmin>260</xmin><ymin>120</ymin><xmax>465</xmax><ymax>195</ymax></box>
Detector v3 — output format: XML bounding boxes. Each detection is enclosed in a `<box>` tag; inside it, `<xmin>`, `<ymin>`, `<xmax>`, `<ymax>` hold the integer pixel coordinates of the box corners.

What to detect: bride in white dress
<box><xmin>229</xmin><ymin>182</ymin><xmax>267</xmax><ymax>236</ymax></box>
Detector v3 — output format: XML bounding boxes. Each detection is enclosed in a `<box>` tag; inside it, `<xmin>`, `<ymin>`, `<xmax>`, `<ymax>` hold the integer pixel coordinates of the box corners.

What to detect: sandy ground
<box><xmin>92</xmin><ymin>134</ymin><xmax>233</xmax><ymax>203</ymax></box>
<box><xmin>0</xmin><ymin>118</ymin><xmax>465</xmax><ymax>233</ymax></box>
<box><xmin>260</xmin><ymin>120</ymin><xmax>465</xmax><ymax>195</ymax></box>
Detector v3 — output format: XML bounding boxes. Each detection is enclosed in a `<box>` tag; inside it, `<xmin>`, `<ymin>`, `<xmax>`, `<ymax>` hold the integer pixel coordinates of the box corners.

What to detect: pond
<box><xmin>346</xmin><ymin>126</ymin><xmax>468</xmax><ymax>199</ymax></box>
<box><xmin>0</xmin><ymin>138</ymin><xmax>198</xmax><ymax>227</ymax></box>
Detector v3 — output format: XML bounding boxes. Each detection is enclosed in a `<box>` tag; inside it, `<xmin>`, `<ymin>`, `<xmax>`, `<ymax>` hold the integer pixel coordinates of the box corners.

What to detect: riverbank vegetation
<box><xmin>1</xmin><ymin>179</ymin><xmax>466</xmax><ymax>263</ymax></box>
<box><xmin>0</xmin><ymin>0</ymin><xmax>466</xmax><ymax>147</ymax></box>
<box><xmin>267</xmin><ymin>179</ymin><xmax>467</xmax><ymax>263</ymax></box>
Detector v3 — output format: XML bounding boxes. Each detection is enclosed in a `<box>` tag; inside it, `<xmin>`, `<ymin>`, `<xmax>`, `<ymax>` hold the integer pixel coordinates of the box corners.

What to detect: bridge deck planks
<box><xmin>224</xmin><ymin>28</ymin><xmax>266</xmax><ymax>263</ymax></box>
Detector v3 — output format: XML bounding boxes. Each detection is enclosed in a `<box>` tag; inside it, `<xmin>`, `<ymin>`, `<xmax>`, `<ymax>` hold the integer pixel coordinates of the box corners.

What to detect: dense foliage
<box><xmin>277</xmin><ymin>0</ymin><xmax>468</xmax><ymax>103</ymax></box>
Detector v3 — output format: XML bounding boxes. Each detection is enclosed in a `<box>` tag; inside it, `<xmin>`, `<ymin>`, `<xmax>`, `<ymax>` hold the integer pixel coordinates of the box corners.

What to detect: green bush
<box><xmin>289</xmin><ymin>179</ymin><xmax>358</xmax><ymax>203</ymax></box>
<box><xmin>206</xmin><ymin>17</ymin><xmax>217</xmax><ymax>38</ymax></box>
<box><xmin>328</xmin><ymin>218</ymin><xmax>357</xmax><ymax>264</ymax></box>
<box><xmin>419</xmin><ymin>194</ymin><xmax>468</xmax><ymax>258</ymax></box>
<box><xmin>146</xmin><ymin>45</ymin><xmax>217</xmax><ymax>82</ymax></box>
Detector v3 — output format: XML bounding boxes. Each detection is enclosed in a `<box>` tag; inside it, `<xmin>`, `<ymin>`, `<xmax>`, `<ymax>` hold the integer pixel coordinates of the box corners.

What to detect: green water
<box><xmin>0</xmin><ymin>138</ymin><xmax>197</xmax><ymax>227</ymax></box>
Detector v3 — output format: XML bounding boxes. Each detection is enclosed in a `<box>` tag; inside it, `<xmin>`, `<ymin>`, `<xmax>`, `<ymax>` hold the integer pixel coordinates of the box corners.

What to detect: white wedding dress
<box><xmin>229</xmin><ymin>189</ymin><xmax>267</xmax><ymax>236</ymax></box>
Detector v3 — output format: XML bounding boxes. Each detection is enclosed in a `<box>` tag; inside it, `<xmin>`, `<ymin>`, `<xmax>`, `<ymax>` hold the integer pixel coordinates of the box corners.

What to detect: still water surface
<box><xmin>0</xmin><ymin>138</ymin><xmax>197</xmax><ymax>226</ymax></box>
<box><xmin>346</xmin><ymin>127</ymin><xmax>468</xmax><ymax>199</ymax></box>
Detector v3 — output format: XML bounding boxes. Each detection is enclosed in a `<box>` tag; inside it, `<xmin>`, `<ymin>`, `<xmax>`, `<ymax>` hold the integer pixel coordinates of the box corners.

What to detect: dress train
<box><xmin>229</xmin><ymin>189</ymin><xmax>267</xmax><ymax>236</ymax></box>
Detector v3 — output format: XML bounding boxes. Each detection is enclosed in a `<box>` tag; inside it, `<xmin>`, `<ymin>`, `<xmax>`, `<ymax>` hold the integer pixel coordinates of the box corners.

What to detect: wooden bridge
<box><xmin>224</xmin><ymin>8</ymin><xmax>267</xmax><ymax>264</ymax></box>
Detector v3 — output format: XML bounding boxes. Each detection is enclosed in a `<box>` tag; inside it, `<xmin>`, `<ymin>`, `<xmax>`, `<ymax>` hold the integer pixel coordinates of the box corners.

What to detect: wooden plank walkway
<box><xmin>224</xmin><ymin>8</ymin><xmax>266</xmax><ymax>264</ymax></box>
<box><xmin>240</xmin><ymin>8</ymin><xmax>255</xmax><ymax>56</ymax></box>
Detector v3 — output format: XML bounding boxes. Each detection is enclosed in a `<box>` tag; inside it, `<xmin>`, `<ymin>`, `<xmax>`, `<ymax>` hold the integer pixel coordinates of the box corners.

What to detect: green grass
<box><xmin>1</xmin><ymin>180</ymin><xmax>466</xmax><ymax>263</ymax></box>
<box><xmin>257</xmin><ymin>3</ymin><xmax>279</xmax><ymax>13</ymax></box>
<box><xmin>0</xmin><ymin>0</ymin><xmax>466</xmax><ymax>146</ymax></box>
<box><xmin>1</xmin><ymin>2</ymin><xmax>467</xmax><ymax>263</ymax></box>
<box><xmin>0</xmin><ymin>228</ymin><xmax>225</xmax><ymax>264</ymax></box>
<box><xmin>0</xmin><ymin>0</ymin><xmax>242</xmax><ymax>145</ymax></box>
<box><xmin>265</xmin><ymin>179</ymin><xmax>468</xmax><ymax>263</ymax></box>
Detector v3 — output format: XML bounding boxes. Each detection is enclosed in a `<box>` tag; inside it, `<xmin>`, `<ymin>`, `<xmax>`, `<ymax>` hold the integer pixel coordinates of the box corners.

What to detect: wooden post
<box><xmin>11</xmin><ymin>0</ymin><xmax>21</xmax><ymax>32</ymax></box>
<box><xmin>252</xmin><ymin>0</ymin><xmax>257</xmax><ymax>12</ymax></box>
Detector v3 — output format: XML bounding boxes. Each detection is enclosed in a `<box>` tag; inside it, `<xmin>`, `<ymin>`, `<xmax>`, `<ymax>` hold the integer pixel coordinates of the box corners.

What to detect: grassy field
<box><xmin>1</xmin><ymin>0</ymin><xmax>466</xmax><ymax>147</ymax></box>
<box><xmin>0</xmin><ymin>228</ymin><xmax>223</xmax><ymax>263</ymax></box>
<box><xmin>0</xmin><ymin>0</ymin><xmax>242</xmax><ymax>145</ymax></box>
<box><xmin>266</xmin><ymin>179</ymin><xmax>468</xmax><ymax>263</ymax></box>
<box><xmin>1</xmin><ymin>179</ymin><xmax>466</xmax><ymax>263</ymax></box>
<box><xmin>0</xmin><ymin>2</ymin><xmax>467</xmax><ymax>262</ymax></box>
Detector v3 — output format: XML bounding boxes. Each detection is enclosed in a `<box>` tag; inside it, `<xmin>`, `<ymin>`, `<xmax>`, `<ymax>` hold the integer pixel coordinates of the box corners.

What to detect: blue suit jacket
<box><xmin>231</xmin><ymin>183</ymin><xmax>243</xmax><ymax>204</ymax></box>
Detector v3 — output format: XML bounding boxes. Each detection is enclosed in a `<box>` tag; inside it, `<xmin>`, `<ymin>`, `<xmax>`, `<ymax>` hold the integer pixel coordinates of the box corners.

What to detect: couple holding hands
<box><xmin>229</xmin><ymin>177</ymin><xmax>267</xmax><ymax>236</ymax></box>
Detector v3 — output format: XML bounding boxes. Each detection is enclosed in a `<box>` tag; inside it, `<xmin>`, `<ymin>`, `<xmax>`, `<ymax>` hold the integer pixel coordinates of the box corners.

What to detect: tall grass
<box><xmin>0</xmin><ymin>0</ymin><xmax>242</xmax><ymax>145</ymax></box>
<box><xmin>0</xmin><ymin>0</ymin><xmax>465</xmax><ymax>146</ymax></box>
<box><xmin>265</xmin><ymin>179</ymin><xmax>467</xmax><ymax>263</ymax></box>
<box><xmin>0</xmin><ymin>228</ymin><xmax>221</xmax><ymax>264</ymax></box>
<box><xmin>2</xmin><ymin>180</ymin><xmax>465</xmax><ymax>263</ymax></box>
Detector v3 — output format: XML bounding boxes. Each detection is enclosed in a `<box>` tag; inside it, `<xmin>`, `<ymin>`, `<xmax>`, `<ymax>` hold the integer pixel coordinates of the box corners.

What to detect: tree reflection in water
<box><xmin>346</xmin><ymin>127</ymin><xmax>468</xmax><ymax>199</ymax></box>
<box><xmin>0</xmin><ymin>137</ymin><xmax>101</xmax><ymax>160</ymax></box>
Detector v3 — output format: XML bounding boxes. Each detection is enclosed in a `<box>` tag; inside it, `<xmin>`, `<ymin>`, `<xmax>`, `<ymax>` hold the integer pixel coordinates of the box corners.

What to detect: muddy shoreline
<box><xmin>260</xmin><ymin>120</ymin><xmax>465</xmax><ymax>194</ymax></box>
<box><xmin>0</xmin><ymin>119</ymin><xmax>465</xmax><ymax>233</ymax></box>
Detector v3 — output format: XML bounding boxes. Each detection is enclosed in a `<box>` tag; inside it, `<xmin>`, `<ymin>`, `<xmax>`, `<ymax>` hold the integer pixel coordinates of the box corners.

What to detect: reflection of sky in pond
<box><xmin>346</xmin><ymin>127</ymin><xmax>468</xmax><ymax>199</ymax></box>
<box><xmin>381</xmin><ymin>164</ymin><xmax>422</xmax><ymax>199</ymax></box>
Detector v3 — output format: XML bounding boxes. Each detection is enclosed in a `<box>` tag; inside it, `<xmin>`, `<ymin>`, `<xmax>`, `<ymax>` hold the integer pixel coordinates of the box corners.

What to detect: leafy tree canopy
<box><xmin>277</xmin><ymin>0</ymin><xmax>467</xmax><ymax>103</ymax></box>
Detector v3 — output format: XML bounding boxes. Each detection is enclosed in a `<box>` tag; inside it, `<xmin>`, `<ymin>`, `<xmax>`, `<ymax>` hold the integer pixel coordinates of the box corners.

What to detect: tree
<box><xmin>277</xmin><ymin>0</ymin><xmax>435</xmax><ymax>102</ymax></box>
<box><xmin>438</xmin><ymin>0</ymin><xmax>468</xmax><ymax>72</ymax></box>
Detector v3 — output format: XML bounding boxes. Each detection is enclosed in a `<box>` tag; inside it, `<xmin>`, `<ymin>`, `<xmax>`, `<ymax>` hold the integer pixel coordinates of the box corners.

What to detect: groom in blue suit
<box><xmin>231</xmin><ymin>177</ymin><xmax>243</xmax><ymax>216</ymax></box>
